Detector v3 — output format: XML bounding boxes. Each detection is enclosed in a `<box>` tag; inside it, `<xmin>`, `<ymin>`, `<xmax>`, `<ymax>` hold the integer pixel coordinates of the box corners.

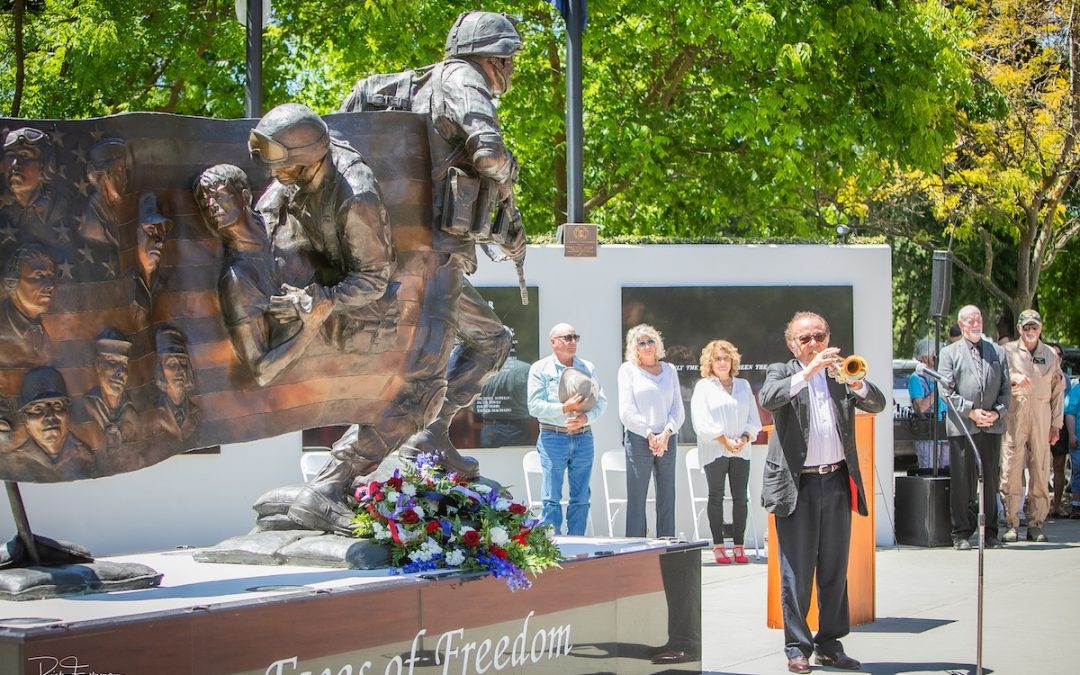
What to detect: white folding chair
<box><xmin>300</xmin><ymin>447</ymin><xmax>332</xmax><ymax>482</ymax></box>
<box><xmin>522</xmin><ymin>450</ymin><xmax>593</xmax><ymax>535</ymax></box>
<box><xmin>685</xmin><ymin>446</ymin><xmax>760</xmax><ymax>558</ymax></box>
<box><xmin>601</xmin><ymin>448</ymin><xmax>657</xmax><ymax>537</ymax></box>
<box><xmin>601</xmin><ymin>449</ymin><xmax>628</xmax><ymax>537</ymax></box>
<box><xmin>685</xmin><ymin>447</ymin><xmax>710</xmax><ymax>541</ymax></box>
<box><xmin>522</xmin><ymin>450</ymin><xmax>545</xmax><ymax>516</ymax></box>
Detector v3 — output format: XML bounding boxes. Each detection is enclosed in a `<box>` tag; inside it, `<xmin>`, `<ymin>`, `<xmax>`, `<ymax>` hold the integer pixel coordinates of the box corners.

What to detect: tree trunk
<box><xmin>11</xmin><ymin>0</ymin><xmax>26</xmax><ymax>117</ymax></box>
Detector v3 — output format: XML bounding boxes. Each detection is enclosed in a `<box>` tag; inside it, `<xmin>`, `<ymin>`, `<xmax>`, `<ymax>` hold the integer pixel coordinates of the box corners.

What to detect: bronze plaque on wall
<box><xmin>562</xmin><ymin>223</ymin><xmax>597</xmax><ymax>257</ymax></box>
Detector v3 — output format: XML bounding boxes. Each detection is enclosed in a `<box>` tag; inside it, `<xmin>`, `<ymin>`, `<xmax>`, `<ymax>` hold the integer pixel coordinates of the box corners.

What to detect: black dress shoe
<box><xmin>651</xmin><ymin>649</ymin><xmax>692</xmax><ymax>664</ymax></box>
<box><xmin>787</xmin><ymin>654</ymin><xmax>811</xmax><ymax>674</ymax></box>
<box><xmin>816</xmin><ymin>651</ymin><xmax>862</xmax><ymax>670</ymax></box>
<box><xmin>985</xmin><ymin>537</ymin><xmax>1004</xmax><ymax>549</ymax></box>
<box><xmin>645</xmin><ymin>644</ymin><xmax>670</xmax><ymax>657</ymax></box>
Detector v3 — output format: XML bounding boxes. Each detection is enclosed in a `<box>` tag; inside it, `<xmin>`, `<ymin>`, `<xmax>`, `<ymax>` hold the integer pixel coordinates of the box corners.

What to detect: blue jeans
<box><xmin>537</xmin><ymin>428</ymin><xmax>594</xmax><ymax>535</ymax></box>
<box><xmin>624</xmin><ymin>430</ymin><xmax>676</xmax><ymax>537</ymax></box>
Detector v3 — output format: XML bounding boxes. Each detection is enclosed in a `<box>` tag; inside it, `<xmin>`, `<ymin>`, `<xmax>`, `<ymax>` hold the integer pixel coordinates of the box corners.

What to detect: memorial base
<box><xmin>895</xmin><ymin>475</ymin><xmax>952</xmax><ymax>547</ymax></box>
<box><xmin>0</xmin><ymin>538</ymin><xmax>702</xmax><ymax>675</ymax></box>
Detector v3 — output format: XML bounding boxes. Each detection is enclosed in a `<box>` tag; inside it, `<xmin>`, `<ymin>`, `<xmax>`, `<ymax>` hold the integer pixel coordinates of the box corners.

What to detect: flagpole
<box><xmin>565</xmin><ymin>0</ymin><xmax>584</xmax><ymax>225</ymax></box>
<box><xmin>245</xmin><ymin>0</ymin><xmax>263</xmax><ymax>117</ymax></box>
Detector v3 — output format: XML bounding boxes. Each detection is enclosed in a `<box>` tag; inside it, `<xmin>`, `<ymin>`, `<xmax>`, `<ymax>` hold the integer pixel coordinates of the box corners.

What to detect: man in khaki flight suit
<box><xmin>1001</xmin><ymin>309</ymin><xmax>1065</xmax><ymax>543</ymax></box>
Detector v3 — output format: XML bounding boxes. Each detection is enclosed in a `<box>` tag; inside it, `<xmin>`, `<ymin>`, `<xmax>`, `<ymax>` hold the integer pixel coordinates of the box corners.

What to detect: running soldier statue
<box><xmin>341</xmin><ymin>11</ymin><xmax>527</xmax><ymax>478</ymax></box>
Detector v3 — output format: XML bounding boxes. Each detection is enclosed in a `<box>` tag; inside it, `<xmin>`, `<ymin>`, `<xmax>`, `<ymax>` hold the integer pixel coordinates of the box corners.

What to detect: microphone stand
<box><xmin>932</xmin><ymin>317</ymin><xmax>943</xmax><ymax>477</ymax></box>
<box><xmin>939</xmin><ymin>387</ymin><xmax>984</xmax><ymax>675</ymax></box>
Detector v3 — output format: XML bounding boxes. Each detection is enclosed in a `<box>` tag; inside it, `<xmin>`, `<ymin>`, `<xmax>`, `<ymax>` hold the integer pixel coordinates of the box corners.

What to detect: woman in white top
<box><xmin>691</xmin><ymin>339</ymin><xmax>762</xmax><ymax>564</ymax></box>
<box><xmin>618</xmin><ymin>324</ymin><xmax>685</xmax><ymax>537</ymax></box>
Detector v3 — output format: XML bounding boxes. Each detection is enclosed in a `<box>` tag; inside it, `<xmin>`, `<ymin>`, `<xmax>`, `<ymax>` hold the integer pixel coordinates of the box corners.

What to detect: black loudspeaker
<box><xmin>895</xmin><ymin>476</ymin><xmax>953</xmax><ymax>547</ymax></box>
<box><xmin>929</xmin><ymin>250</ymin><xmax>953</xmax><ymax>318</ymax></box>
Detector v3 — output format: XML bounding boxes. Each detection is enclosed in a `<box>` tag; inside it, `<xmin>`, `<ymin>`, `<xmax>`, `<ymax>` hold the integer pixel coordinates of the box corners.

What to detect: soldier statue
<box><xmin>249</xmin><ymin>103</ymin><xmax>430</xmax><ymax>533</ymax></box>
<box><xmin>342</xmin><ymin>10</ymin><xmax>527</xmax><ymax>478</ymax></box>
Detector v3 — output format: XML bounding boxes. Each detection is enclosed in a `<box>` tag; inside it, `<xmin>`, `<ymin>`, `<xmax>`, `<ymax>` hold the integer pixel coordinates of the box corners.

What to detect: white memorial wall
<box><xmin>1</xmin><ymin>244</ymin><xmax>896</xmax><ymax>554</ymax></box>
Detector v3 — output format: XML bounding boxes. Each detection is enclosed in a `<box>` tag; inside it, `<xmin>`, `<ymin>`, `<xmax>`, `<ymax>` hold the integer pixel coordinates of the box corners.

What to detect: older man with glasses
<box><xmin>1000</xmin><ymin>309</ymin><xmax>1064</xmax><ymax>543</ymax></box>
<box><xmin>938</xmin><ymin>304</ymin><xmax>1011</xmax><ymax>550</ymax></box>
<box><xmin>759</xmin><ymin>311</ymin><xmax>885</xmax><ymax>674</ymax></box>
<box><xmin>527</xmin><ymin>322</ymin><xmax>607</xmax><ymax>535</ymax></box>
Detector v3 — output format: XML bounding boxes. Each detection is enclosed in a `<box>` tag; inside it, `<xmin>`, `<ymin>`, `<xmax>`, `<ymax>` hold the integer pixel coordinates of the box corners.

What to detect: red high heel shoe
<box><xmin>732</xmin><ymin>545</ymin><xmax>749</xmax><ymax>564</ymax></box>
<box><xmin>713</xmin><ymin>545</ymin><xmax>731</xmax><ymax>564</ymax></box>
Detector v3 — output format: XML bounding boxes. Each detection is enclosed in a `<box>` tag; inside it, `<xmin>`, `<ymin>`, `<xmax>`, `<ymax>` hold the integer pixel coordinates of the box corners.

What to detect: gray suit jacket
<box><xmin>758</xmin><ymin>359</ymin><xmax>886</xmax><ymax>518</ymax></box>
<box><xmin>937</xmin><ymin>338</ymin><xmax>1010</xmax><ymax>436</ymax></box>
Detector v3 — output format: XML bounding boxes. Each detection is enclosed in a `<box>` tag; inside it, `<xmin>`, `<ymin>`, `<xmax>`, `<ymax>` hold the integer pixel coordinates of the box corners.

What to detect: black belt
<box><xmin>539</xmin><ymin>423</ymin><xmax>591</xmax><ymax>435</ymax></box>
<box><xmin>801</xmin><ymin>461</ymin><xmax>845</xmax><ymax>475</ymax></box>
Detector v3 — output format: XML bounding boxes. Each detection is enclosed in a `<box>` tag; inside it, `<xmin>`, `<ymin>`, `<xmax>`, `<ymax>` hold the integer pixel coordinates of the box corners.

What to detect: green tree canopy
<box><xmin>861</xmin><ymin>0</ymin><xmax>1080</xmax><ymax>334</ymax></box>
<box><xmin>3</xmin><ymin>1</ymin><xmax>972</xmax><ymax>238</ymax></box>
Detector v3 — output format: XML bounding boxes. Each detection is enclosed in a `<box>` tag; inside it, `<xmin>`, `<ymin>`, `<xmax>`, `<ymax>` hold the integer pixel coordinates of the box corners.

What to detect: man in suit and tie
<box><xmin>937</xmin><ymin>304</ymin><xmax>1011</xmax><ymax>550</ymax></box>
<box><xmin>760</xmin><ymin>312</ymin><xmax>885</xmax><ymax>674</ymax></box>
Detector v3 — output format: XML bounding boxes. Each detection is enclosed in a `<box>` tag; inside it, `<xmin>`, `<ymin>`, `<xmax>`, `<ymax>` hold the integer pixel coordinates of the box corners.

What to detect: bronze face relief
<box><xmin>0</xmin><ymin>108</ymin><xmax>452</xmax><ymax>484</ymax></box>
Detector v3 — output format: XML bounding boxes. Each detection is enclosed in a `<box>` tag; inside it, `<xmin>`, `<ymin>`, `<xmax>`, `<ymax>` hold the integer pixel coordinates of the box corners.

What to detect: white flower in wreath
<box><xmin>411</xmin><ymin>505</ymin><xmax>425</xmax><ymax>519</ymax></box>
<box><xmin>385</xmin><ymin>488</ymin><xmax>400</xmax><ymax>504</ymax></box>
<box><xmin>495</xmin><ymin>497</ymin><xmax>511</xmax><ymax>511</ymax></box>
<box><xmin>373</xmin><ymin>522</ymin><xmax>391</xmax><ymax>541</ymax></box>
<box><xmin>474</xmin><ymin>484</ymin><xmax>493</xmax><ymax>494</ymax></box>
<box><xmin>489</xmin><ymin>526</ymin><xmax>510</xmax><ymax>546</ymax></box>
<box><xmin>445</xmin><ymin>548</ymin><xmax>466</xmax><ymax>566</ymax></box>
<box><xmin>402</xmin><ymin>483</ymin><xmax>417</xmax><ymax>497</ymax></box>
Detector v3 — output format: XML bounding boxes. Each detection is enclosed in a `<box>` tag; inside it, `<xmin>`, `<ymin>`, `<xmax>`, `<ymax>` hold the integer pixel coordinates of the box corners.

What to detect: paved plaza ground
<box><xmin>700</xmin><ymin>510</ymin><xmax>1077</xmax><ymax>674</ymax></box>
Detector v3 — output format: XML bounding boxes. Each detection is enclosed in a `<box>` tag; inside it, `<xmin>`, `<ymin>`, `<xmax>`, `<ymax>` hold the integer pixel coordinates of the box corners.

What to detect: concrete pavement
<box><xmin>700</xmin><ymin>510</ymin><xmax>1078</xmax><ymax>674</ymax></box>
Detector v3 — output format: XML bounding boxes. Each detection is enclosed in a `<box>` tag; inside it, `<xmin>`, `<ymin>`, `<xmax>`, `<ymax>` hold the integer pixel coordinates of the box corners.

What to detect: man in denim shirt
<box><xmin>527</xmin><ymin>322</ymin><xmax>607</xmax><ymax>535</ymax></box>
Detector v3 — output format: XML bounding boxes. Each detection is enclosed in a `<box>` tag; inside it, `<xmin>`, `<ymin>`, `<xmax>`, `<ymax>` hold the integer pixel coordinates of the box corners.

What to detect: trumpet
<box><xmin>829</xmin><ymin>354</ymin><xmax>868</xmax><ymax>385</ymax></box>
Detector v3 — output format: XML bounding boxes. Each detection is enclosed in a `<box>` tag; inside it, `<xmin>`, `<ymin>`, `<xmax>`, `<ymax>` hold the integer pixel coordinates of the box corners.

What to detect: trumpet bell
<box><xmin>834</xmin><ymin>355</ymin><xmax>868</xmax><ymax>384</ymax></box>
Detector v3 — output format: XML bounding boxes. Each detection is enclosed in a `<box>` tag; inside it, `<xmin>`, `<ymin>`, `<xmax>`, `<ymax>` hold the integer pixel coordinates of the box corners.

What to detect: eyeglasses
<box><xmin>555</xmin><ymin>334</ymin><xmax>581</xmax><ymax>343</ymax></box>
<box><xmin>795</xmin><ymin>332</ymin><xmax>828</xmax><ymax>345</ymax></box>
<box><xmin>637</xmin><ymin>338</ymin><xmax>656</xmax><ymax>348</ymax></box>
<box><xmin>1021</xmin><ymin>323</ymin><xmax>1040</xmax><ymax>331</ymax></box>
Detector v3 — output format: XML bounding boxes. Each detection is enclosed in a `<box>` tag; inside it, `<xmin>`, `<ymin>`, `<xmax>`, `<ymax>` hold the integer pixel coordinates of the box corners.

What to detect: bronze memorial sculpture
<box><xmin>0</xmin><ymin>12</ymin><xmax>528</xmax><ymax>580</ymax></box>
<box><xmin>341</xmin><ymin>10</ymin><xmax>528</xmax><ymax>479</ymax></box>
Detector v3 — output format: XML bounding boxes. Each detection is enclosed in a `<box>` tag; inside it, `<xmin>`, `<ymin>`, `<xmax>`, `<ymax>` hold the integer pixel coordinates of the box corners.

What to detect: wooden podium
<box><xmin>767</xmin><ymin>414</ymin><xmax>876</xmax><ymax>628</ymax></box>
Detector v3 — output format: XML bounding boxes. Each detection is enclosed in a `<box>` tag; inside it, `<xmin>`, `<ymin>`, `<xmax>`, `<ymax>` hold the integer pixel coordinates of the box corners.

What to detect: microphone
<box><xmin>915</xmin><ymin>362</ymin><xmax>949</xmax><ymax>385</ymax></box>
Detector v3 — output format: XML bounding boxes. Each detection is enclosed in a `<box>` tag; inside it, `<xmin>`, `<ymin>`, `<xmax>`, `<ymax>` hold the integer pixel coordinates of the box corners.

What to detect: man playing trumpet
<box><xmin>759</xmin><ymin>311</ymin><xmax>885</xmax><ymax>673</ymax></box>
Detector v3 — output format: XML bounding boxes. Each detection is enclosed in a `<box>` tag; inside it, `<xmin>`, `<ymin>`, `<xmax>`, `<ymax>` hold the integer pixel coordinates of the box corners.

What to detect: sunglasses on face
<box><xmin>795</xmin><ymin>332</ymin><xmax>828</xmax><ymax>345</ymax></box>
<box><xmin>637</xmin><ymin>338</ymin><xmax>656</xmax><ymax>348</ymax></box>
<box><xmin>1021</xmin><ymin>323</ymin><xmax>1040</xmax><ymax>331</ymax></box>
<box><xmin>555</xmin><ymin>334</ymin><xmax>581</xmax><ymax>343</ymax></box>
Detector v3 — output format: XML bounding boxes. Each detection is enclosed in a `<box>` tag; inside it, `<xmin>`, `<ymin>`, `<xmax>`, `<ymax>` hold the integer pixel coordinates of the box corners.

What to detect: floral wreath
<box><xmin>350</xmin><ymin>451</ymin><xmax>561</xmax><ymax>590</ymax></box>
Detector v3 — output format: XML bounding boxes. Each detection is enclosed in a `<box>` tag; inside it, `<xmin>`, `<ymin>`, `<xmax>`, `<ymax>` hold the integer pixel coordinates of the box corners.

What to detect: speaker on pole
<box><xmin>929</xmin><ymin>250</ymin><xmax>953</xmax><ymax>318</ymax></box>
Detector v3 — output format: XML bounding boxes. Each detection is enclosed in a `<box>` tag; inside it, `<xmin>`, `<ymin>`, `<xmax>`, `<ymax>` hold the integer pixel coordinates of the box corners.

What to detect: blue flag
<box><xmin>548</xmin><ymin>0</ymin><xmax>587</xmax><ymax>30</ymax></box>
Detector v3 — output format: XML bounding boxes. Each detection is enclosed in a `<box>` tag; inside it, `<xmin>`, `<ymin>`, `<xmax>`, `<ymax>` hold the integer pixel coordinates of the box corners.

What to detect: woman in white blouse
<box><xmin>618</xmin><ymin>324</ymin><xmax>685</xmax><ymax>537</ymax></box>
<box><xmin>691</xmin><ymin>339</ymin><xmax>762</xmax><ymax>564</ymax></box>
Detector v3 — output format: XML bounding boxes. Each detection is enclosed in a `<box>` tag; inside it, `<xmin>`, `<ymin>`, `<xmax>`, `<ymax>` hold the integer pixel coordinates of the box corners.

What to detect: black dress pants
<box><xmin>774</xmin><ymin>468</ymin><xmax>852</xmax><ymax>660</ymax></box>
<box><xmin>948</xmin><ymin>432</ymin><xmax>1001</xmax><ymax>541</ymax></box>
<box><xmin>703</xmin><ymin>456</ymin><xmax>750</xmax><ymax>545</ymax></box>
